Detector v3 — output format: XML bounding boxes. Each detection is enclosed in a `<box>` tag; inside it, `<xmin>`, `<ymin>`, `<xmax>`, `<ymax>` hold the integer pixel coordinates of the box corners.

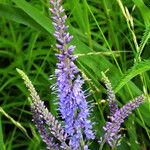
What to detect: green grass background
<box><xmin>0</xmin><ymin>0</ymin><xmax>150</xmax><ymax>149</ymax></box>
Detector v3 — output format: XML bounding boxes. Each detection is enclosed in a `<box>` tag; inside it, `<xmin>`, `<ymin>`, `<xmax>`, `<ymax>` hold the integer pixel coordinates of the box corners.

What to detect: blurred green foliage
<box><xmin>0</xmin><ymin>0</ymin><xmax>150</xmax><ymax>149</ymax></box>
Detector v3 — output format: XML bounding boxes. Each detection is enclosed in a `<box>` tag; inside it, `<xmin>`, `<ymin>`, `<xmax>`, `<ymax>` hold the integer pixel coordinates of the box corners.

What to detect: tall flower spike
<box><xmin>16</xmin><ymin>68</ymin><xmax>68</xmax><ymax>149</ymax></box>
<box><xmin>103</xmin><ymin>95</ymin><xmax>144</xmax><ymax>147</ymax></box>
<box><xmin>101</xmin><ymin>72</ymin><xmax>118</xmax><ymax>116</ymax></box>
<box><xmin>50</xmin><ymin>0</ymin><xmax>95</xmax><ymax>149</ymax></box>
<box><xmin>31</xmin><ymin>106</ymin><xmax>58</xmax><ymax>150</ymax></box>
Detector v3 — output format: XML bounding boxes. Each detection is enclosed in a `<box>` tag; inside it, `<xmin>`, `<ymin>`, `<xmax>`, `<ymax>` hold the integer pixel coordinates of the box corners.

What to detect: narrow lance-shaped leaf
<box><xmin>101</xmin><ymin>72</ymin><xmax>118</xmax><ymax>116</ymax></box>
<box><xmin>114</xmin><ymin>59</ymin><xmax>150</xmax><ymax>93</ymax></box>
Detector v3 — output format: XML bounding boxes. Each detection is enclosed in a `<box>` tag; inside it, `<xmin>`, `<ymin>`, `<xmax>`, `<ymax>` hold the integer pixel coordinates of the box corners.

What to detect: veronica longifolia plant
<box><xmin>100</xmin><ymin>72</ymin><xmax>144</xmax><ymax>149</ymax></box>
<box><xmin>49</xmin><ymin>0</ymin><xmax>94</xmax><ymax>149</ymax></box>
<box><xmin>17</xmin><ymin>0</ymin><xmax>144</xmax><ymax>150</ymax></box>
<box><xmin>17</xmin><ymin>0</ymin><xmax>94</xmax><ymax>149</ymax></box>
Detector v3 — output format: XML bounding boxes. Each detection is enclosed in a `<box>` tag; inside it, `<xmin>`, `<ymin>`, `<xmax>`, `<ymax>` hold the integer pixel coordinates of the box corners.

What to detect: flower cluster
<box><xmin>101</xmin><ymin>72</ymin><xmax>144</xmax><ymax>147</ymax></box>
<box><xmin>101</xmin><ymin>72</ymin><xmax>118</xmax><ymax>116</ymax></box>
<box><xmin>16</xmin><ymin>69</ymin><xmax>67</xmax><ymax>149</ymax></box>
<box><xmin>103</xmin><ymin>95</ymin><xmax>144</xmax><ymax>147</ymax></box>
<box><xmin>31</xmin><ymin>107</ymin><xmax>58</xmax><ymax>150</ymax></box>
<box><xmin>17</xmin><ymin>0</ymin><xmax>145</xmax><ymax>150</ymax></box>
<box><xmin>49</xmin><ymin>0</ymin><xmax>94</xmax><ymax>149</ymax></box>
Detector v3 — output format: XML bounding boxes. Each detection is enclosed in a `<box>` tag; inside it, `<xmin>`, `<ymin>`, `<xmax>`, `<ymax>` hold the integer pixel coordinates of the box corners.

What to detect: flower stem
<box><xmin>112</xmin><ymin>146</ymin><xmax>117</xmax><ymax>150</ymax></box>
<box><xmin>99</xmin><ymin>139</ymin><xmax>106</xmax><ymax>150</ymax></box>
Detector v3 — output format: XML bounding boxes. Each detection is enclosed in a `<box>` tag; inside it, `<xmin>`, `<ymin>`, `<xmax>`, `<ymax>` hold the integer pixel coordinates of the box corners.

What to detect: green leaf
<box><xmin>139</xmin><ymin>25</ymin><xmax>150</xmax><ymax>52</ymax></box>
<box><xmin>0</xmin><ymin>115</ymin><xmax>5</xmax><ymax>150</ymax></box>
<box><xmin>132</xmin><ymin>0</ymin><xmax>150</xmax><ymax>27</ymax></box>
<box><xmin>114</xmin><ymin>59</ymin><xmax>150</xmax><ymax>93</ymax></box>
<box><xmin>0</xmin><ymin>107</ymin><xmax>30</xmax><ymax>140</ymax></box>
<box><xmin>12</xmin><ymin>0</ymin><xmax>54</xmax><ymax>34</ymax></box>
<box><xmin>0</xmin><ymin>3</ymin><xmax>50</xmax><ymax>34</ymax></box>
<box><xmin>126</xmin><ymin>116</ymin><xmax>141</xmax><ymax>150</ymax></box>
<box><xmin>136</xmin><ymin>25</ymin><xmax>150</xmax><ymax>60</ymax></box>
<box><xmin>135</xmin><ymin>25</ymin><xmax>150</xmax><ymax>62</ymax></box>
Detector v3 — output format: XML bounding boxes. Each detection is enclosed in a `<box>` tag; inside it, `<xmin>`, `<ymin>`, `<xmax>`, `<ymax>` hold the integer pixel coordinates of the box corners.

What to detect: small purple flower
<box><xmin>16</xmin><ymin>68</ymin><xmax>67</xmax><ymax>149</ymax></box>
<box><xmin>50</xmin><ymin>0</ymin><xmax>94</xmax><ymax>149</ymax></box>
<box><xmin>103</xmin><ymin>95</ymin><xmax>144</xmax><ymax>147</ymax></box>
<box><xmin>101</xmin><ymin>72</ymin><xmax>118</xmax><ymax>116</ymax></box>
<box><xmin>31</xmin><ymin>107</ymin><xmax>58</xmax><ymax>150</ymax></box>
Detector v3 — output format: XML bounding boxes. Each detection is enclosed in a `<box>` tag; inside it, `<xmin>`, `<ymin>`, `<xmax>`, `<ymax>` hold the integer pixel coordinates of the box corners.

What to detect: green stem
<box><xmin>112</xmin><ymin>147</ymin><xmax>117</xmax><ymax>150</ymax></box>
<box><xmin>0</xmin><ymin>114</ymin><xmax>5</xmax><ymax>150</ymax></box>
<box><xmin>80</xmin><ymin>134</ymin><xmax>85</xmax><ymax>150</ymax></box>
<box><xmin>99</xmin><ymin>140</ymin><xmax>106</xmax><ymax>150</ymax></box>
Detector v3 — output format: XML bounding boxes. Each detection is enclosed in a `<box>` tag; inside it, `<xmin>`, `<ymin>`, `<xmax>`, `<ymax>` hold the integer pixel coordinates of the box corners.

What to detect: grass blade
<box><xmin>12</xmin><ymin>0</ymin><xmax>53</xmax><ymax>34</ymax></box>
<box><xmin>114</xmin><ymin>59</ymin><xmax>150</xmax><ymax>92</ymax></box>
<box><xmin>0</xmin><ymin>115</ymin><xmax>5</xmax><ymax>150</ymax></box>
<box><xmin>133</xmin><ymin>0</ymin><xmax>150</xmax><ymax>27</ymax></box>
<box><xmin>0</xmin><ymin>3</ymin><xmax>49</xmax><ymax>34</ymax></box>
<box><xmin>0</xmin><ymin>107</ymin><xmax>30</xmax><ymax>140</ymax></box>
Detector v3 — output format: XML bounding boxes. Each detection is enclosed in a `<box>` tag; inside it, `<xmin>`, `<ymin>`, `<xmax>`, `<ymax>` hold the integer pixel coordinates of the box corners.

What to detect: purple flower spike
<box><xmin>103</xmin><ymin>95</ymin><xmax>144</xmax><ymax>147</ymax></box>
<box><xmin>31</xmin><ymin>107</ymin><xmax>58</xmax><ymax>150</ymax></box>
<box><xmin>101</xmin><ymin>72</ymin><xmax>118</xmax><ymax>116</ymax></box>
<box><xmin>50</xmin><ymin>0</ymin><xmax>94</xmax><ymax>149</ymax></box>
<box><xmin>16</xmin><ymin>68</ymin><xmax>68</xmax><ymax>149</ymax></box>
